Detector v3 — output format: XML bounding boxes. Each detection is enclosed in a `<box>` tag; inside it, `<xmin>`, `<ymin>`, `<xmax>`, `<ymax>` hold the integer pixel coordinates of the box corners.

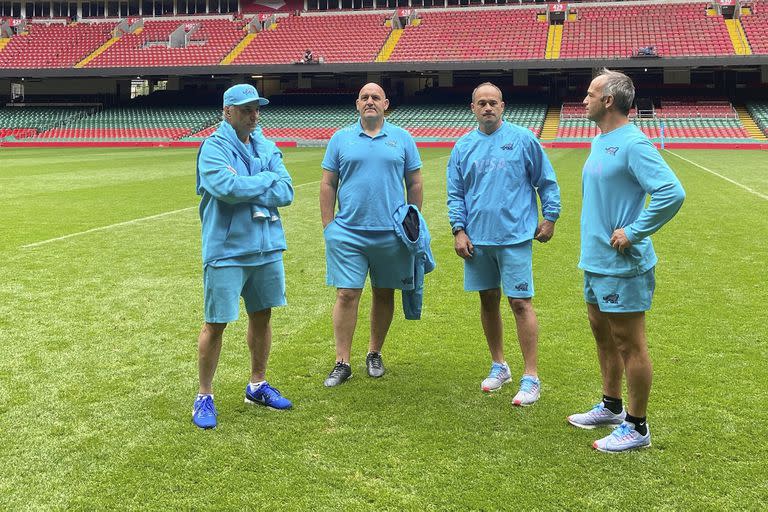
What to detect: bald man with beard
<box><xmin>320</xmin><ymin>83</ymin><xmax>423</xmax><ymax>387</ymax></box>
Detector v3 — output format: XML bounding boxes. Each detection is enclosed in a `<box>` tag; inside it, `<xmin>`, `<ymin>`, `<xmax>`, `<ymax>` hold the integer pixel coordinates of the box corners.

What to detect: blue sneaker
<box><xmin>192</xmin><ymin>394</ymin><xmax>217</xmax><ymax>429</ymax></box>
<box><xmin>592</xmin><ymin>421</ymin><xmax>651</xmax><ymax>453</ymax></box>
<box><xmin>512</xmin><ymin>375</ymin><xmax>541</xmax><ymax>406</ymax></box>
<box><xmin>481</xmin><ymin>362</ymin><xmax>512</xmax><ymax>392</ymax></box>
<box><xmin>244</xmin><ymin>382</ymin><xmax>293</xmax><ymax>410</ymax></box>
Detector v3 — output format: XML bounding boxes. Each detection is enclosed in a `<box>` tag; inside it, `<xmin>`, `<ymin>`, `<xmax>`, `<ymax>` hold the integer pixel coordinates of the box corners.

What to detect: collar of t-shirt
<box><xmin>356</xmin><ymin>119</ymin><xmax>391</xmax><ymax>140</ymax></box>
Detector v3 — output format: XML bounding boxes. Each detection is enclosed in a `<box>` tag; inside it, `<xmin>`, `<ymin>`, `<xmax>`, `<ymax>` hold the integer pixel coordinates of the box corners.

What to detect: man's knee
<box><xmin>508</xmin><ymin>297</ymin><xmax>533</xmax><ymax>316</ymax></box>
<box><xmin>479</xmin><ymin>288</ymin><xmax>501</xmax><ymax>311</ymax></box>
<box><xmin>336</xmin><ymin>288</ymin><xmax>362</xmax><ymax>307</ymax></box>
<box><xmin>202</xmin><ymin>322</ymin><xmax>227</xmax><ymax>338</ymax></box>
<box><xmin>371</xmin><ymin>287</ymin><xmax>394</xmax><ymax>303</ymax></box>
<box><xmin>248</xmin><ymin>308</ymin><xmax>272</xmax><ymax>323</ymax></box>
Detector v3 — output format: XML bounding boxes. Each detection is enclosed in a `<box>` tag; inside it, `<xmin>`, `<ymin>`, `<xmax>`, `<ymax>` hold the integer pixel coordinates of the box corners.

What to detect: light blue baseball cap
<box><xmin>223</xmin><ymin>84</ymin><xmax>269</xmax><ymax>107</ymax></box>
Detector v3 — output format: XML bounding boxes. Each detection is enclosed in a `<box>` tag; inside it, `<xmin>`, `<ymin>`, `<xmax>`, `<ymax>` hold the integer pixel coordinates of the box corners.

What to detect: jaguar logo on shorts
<box><xmin>500</xmin><ymin>143</ymin><xmax>515</xmax><ymax>151</ymax></box>
<box><xmin>401</xmin><ymin>276</ymin><xmax>414</xmax><ymax>285</ymax></box>
<box><xmin>514</xmin><ymin>282</ymin><xmax>529</xmax><ymax>291</ymax></box>
<box><xmin>605</xmin><ymin>146</ymin><xmax>619</xmax><ymax>156</ymax></box>
<box><xmin>602</xmin><ymin>293</ymin><xmax>620</xmax><ymax>304</ymax></box>
<box><xmin>386</xmin><ymin>140</ymin><xmax>398</xmax><ymax>147</ymax></box>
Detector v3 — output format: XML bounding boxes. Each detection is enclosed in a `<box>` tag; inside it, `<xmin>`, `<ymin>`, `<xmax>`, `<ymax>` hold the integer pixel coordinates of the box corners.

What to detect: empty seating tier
<box><xmin>0</xmin><ymin>106</ymin><xmax>95</xmax><ymax>139</ymax></box>
<box><xmin>746</xmin><ymin>102</ymin><xmax>768</xmax><ymax>136</ymax></box>
<box><xmin>388</xmin><ymin>10</ymin><xmax>547</xmax><ymax>62</ymax></box>
<box><xmin>560</xmin><ymin>3</ymin><xmax>734</xmax><ymax>58</ymax></box>
<box><xmin>30</xmin><ymin>106</ymin><xmax>221</xmax><ymax>141</ymax></box>
<box><xmin>85</xmin><ymin>19</ymin><xmax>246</xmax><ymax>68</ymax></box>
<box><xmin>741</xmin><ymin>0</ymin><xmax>768</xmax><ymax>54</ymax></box>
<box><xmin>0</xmin><ymin>22</ymin><xmax>113</xmax><ymax>68</ymax></box>
<box><xmin>556</xmin><ymin>100</ymin><xmax>751</xmax><ymax>141</ymax></box>
<box><xmin>233</xmin><ymin>14</ymin><xmax>389</xmax><ymax>64</ymax></box>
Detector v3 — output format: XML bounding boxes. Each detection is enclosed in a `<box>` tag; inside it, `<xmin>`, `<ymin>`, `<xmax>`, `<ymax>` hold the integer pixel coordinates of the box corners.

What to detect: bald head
<box><xmin>472</xmin><ymin>82</ymin><xmax>503</xmax><ymax>103</ymax></box>
<box><xmin>358</xmin><ymin>82</ymin><xmax>386</xmax><ymax>100</ymax></box>
<box><xmin>356</xmin><ymin>82</ymin><xmax>389</xmax><ymax>126</ymax></box>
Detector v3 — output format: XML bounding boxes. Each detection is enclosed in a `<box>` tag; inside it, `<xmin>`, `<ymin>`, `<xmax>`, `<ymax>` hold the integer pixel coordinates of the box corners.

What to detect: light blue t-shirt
<box><xmin>580</xmin><ymin>123</ymin><xmax>685</xmax><ymax>276</ymax></box>
<box><xmin>447</xmin><ymin>122</ymin><xmax>561</xmax><ymax>245</ymax></box>
<box><xmin>322</xmin><ymin>120</ymin><xmax>422</xmax><ymax>230</ymax></box>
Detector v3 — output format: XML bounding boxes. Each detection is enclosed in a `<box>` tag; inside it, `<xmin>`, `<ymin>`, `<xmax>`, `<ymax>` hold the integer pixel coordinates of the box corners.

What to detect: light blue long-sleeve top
<box><xmin>580</xmin><ymin>123</ymin><xmax>685</xmax><ymax>276</ymax></box>
<box><xmin>196</xmin><ymin>121</ymin><xmax>293</xmax><ymax>266</ymax></box>
<box><xmin>447</xmin><ymin>122</ymin><xmax>561</xmax><ymax>245</ymax></box>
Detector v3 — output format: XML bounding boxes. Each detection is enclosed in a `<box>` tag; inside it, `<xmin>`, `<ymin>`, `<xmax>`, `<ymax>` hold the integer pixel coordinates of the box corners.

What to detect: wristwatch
<box><xmin>452</xmin><ymin>225</ymin><xmax>464</xmax><ymax>236</ymax></box>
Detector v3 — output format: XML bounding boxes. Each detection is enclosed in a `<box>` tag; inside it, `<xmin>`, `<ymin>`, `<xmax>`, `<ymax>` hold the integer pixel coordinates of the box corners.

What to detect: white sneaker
<box><xmin>481</xmin><ymin>362</ymin><xmax>511</xmax><ymax>392</ymax></box>
<box><xmin>512</xmin><ymin>375</ymin><xmax>540</xmax><ymax>406</ymax></box>
<box><xmin>567</xmin><ymin>402</ymin><xmax>627</xmax><ymax>429</ymax></box>
<box><xmin>593</xmin><ymin>421</ymin><xmax>651</xmax><ymax>452</ymax></box>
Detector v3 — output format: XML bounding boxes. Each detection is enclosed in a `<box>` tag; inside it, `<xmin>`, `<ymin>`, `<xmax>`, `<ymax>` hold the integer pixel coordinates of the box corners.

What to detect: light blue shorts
<box><xmin>203</xmin><ymin>260</ymin><xmax>286</xmax><ymax>323</ymax></box>
<box><xmin>584</xmin><ymin>268</ymin><xmax>655</xmax><ymax>313</ymax></box>
<box><xmin>324</xmin><ymin>221</ymin><xmax>414</xmax><ymax>290</ymax></box>
<box><xmin>464</xmin><ymin>241</ymin><xmax>533</xmax><ymax>298</ymax></box>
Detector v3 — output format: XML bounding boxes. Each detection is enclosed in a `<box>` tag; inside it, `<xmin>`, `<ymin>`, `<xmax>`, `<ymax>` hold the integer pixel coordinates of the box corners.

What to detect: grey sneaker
<box><xmin>567</xmin><ymin>402</ymin><xmax>627</xmax><ymax>430</ymax></box>
<box><xmin>366</xmin><ymin>351</ymin><xmax>385</xmax><ymax>378</ymax></box>
<box><xmin>481</xmin><ymin>362</ymin><xmax>512</xmax><ymax>392</ymax></box>
<box><xmin>324</xmin><ymin>362</ymin><xmax>352</xmax><ymax>387</ymax></box>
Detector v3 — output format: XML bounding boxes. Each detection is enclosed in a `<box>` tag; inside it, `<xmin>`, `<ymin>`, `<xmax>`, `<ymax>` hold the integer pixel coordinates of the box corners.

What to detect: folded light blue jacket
<box><xmin>196</xmin><ymin>122</ymin><xmax>293</xmax><ymax>265</ymax></box>
<box><xmin>392</xmin><ymin>204</ymin><xmax>436</xmax><ymax>320</ymax></box>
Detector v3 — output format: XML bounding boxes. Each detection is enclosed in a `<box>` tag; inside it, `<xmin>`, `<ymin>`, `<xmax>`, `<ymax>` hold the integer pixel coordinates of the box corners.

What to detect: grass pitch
<box><xmin>0</xmin><ymin>146</ymin><xmax>766</xmax><ymax>510</ymax></box>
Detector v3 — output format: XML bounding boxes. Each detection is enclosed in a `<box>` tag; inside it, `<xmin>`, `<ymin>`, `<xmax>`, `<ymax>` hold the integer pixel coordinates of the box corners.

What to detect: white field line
<box><xmin>664</xmin><ymin>150</ymin><xmax>768</xmax><ymax>201</ymax></box>
<box><xmin>21</xmin><ymin>180</ymin><xmax>320</xmax><ymax>249</ymax></box>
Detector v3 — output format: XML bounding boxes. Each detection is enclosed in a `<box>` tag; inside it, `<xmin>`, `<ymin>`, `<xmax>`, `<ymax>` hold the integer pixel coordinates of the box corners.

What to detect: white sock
<box><xmin>248</xmin><ymin>381</ymin><xmax>265</xmax><ymax>391</ymax></box>
<box><xmin>197</xmin><ymin>393</ymin><xmax>213</xmax><ymax>399</ymax></box>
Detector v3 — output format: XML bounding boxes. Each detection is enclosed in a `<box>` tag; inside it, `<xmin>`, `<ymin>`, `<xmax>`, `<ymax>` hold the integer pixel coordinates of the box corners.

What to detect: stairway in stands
<box><xmin>539</xmin><ymin>106</ymin><xmax>560</xmax><ymax>141</ymax></box>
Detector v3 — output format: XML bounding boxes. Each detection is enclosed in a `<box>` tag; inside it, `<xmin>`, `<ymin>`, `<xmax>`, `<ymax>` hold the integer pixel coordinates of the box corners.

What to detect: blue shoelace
<box><xmin>519</xmin><ymin>377</ymin><xmax>538</xmax><ymax>393</ymax></box>
<box><xmin>489</xmin><ymin>363</ymin><xmax>506</xmax><ymax>378</ymax></box>
<box><xmin>196</xmin><ymin>396</ymin><xmax>215</xmax><ymax>416</ymax></box>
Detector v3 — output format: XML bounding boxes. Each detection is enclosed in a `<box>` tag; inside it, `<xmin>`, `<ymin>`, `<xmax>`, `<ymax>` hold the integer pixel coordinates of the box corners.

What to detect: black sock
<box><xmin>602</xmin><ymin>395</ymin><xmax>623</xmax><ymax>415</ymax></box>
<box><xmin>625</xmin><ymin>414</ymin><xmax>648</xmax><ymax>436</ymax></box>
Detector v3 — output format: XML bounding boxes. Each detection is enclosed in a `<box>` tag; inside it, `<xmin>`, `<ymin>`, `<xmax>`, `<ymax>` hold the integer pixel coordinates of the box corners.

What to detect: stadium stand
<box><xmin>388</xmin><ymin>9</ymin><xmax>548</xmax><ymax>62</ymax></box>
<box><xmin>29</xmin><ymin>106</ymin><xmax>220</xmax><ymax>141</ymax></box>
<box><xmin>0</xmin><ymin>106</ymin><xmax>95</xmax><ymax>139</ymax></box>
<box><xmin>182</xmin><ymin>103</ymin><xmax>546</xmax><ymax>142</ymax></box>
<box><xmin>560</xmin><ymin>2</ymin><xmax>735</xmax><ymax>58</ymax></box>
<box><xmin>741</xmin><ymin>0</ymin><xmax>768</xmax><ymax>54</ymax></box>
<box><xmin>233</xmin><ymin>13</ymin><xmax>390</xmax><ymax>64</ymax></box>
<box><xmin>0</xmin><ymin>22</ymin><xmax>112</xmax><ymax>68</ymax></box>
<box><xmin>746</xmin><ymin>102</ymin><xmax>768</xmax><ymax>136</ymax></box>
<box><xmin>556</xmin><ymin>100</ymin><xmax>753</xmax><ymax>141</ymax></box>
<box><xmin>84</xmin><ymin>19</ymin><xmax>246</xmax><ymax>68</ymax></box>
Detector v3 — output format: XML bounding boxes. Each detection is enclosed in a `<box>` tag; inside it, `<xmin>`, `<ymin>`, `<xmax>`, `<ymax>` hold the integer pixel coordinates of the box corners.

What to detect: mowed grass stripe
<box><xmin>0</xmin><ymin>147</ymin><xmax>765</xmax><ymax>510</ymax></box>
<box><xmin>665</xmin><ymin>149</ymin><xmax>768</xmax><ymax>200</ymax></box>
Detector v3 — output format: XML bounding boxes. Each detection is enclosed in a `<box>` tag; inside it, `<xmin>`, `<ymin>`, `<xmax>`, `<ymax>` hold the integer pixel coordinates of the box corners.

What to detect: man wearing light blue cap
<box><xmin>192</xmin><ymin>83</ymin><xmax>294</xmax><ymax>429</ymax></box>
<box><xmin>447</xmin><ymin>82</ymin><xmax>561</xmax><ymax>406</ymax></box>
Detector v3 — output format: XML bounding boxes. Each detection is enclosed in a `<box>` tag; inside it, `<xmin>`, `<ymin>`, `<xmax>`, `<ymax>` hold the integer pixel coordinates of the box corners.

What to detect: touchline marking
<box><xmin>21</xmin><ymin>180</ymin><xmax>320</xmax><ymax>249</ymax></box>
<box><xmin>664</xmin><ymin>150</ymin><xmax>768</xmax><ymax>201</ymax></box>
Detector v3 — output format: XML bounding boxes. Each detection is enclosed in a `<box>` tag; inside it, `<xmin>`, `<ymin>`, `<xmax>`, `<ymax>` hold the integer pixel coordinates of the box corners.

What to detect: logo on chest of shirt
<box><xmin>500</xmin><ymin>143</ymin><xmax>515</xmax><ymax>151</ymax></box>
<box><xmin>604</xmin><ymin>146</ymin><xmax>619</xmax><ymax>156</ymax></box>
<box><xmin>386</xmin><ymin>140</ymin><xmax>398</xmax><ymax>147</ymax></box>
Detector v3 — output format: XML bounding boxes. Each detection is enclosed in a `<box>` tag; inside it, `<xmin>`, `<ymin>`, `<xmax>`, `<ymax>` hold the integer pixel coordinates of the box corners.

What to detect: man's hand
<box><xmin>534</xmin><ymin>220</ymin><xmax>555</xmax><ymax>243</ymax></box>
<box><xmin>454</xmin><ymin>230</ymin><xmax>474</xmax><ymax>259</ymax></box>
<box><xmin>609</xmin><ymin>228</ymin><xmax>632</xmax><ymax>254</ymax></box>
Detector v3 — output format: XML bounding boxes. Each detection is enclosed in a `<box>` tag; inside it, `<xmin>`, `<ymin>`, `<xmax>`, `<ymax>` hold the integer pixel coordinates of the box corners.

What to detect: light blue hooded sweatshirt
<box><xmin>196</xmin><ymin>121</ymin><xmax>293</xmax><ymax>266</ymax></box>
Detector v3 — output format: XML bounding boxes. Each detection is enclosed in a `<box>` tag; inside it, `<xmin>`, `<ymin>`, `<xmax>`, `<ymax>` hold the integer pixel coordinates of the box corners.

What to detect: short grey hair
<box><xmin>598</xmin><ymin>68</ymin><xmax>635</xmax><ymax>115</ymax></box>
<box><xmin>472</xmin><ymin>82</ymin><xmax>503</xmax><ymax>103</ymax></box>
